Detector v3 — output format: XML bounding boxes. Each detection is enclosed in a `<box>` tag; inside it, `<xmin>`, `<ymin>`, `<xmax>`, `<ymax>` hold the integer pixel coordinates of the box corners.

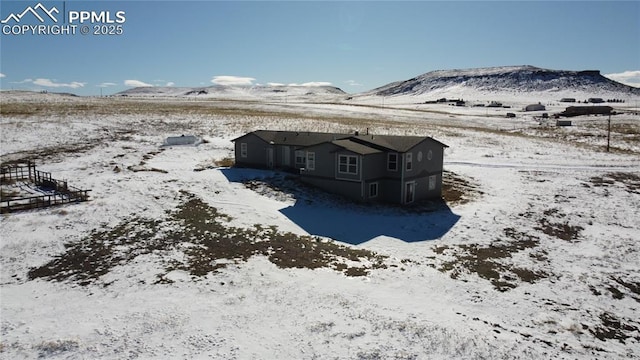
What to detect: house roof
<box><xmin>233</xmin><ymin>130</ymin><xmax>449</xmax><ymax>152</ymax></box>
<box><xmin>331</xmin><ymin>139</ymin><xmax>383</xmax><ymax>155</ymax></box>
<box><xmin>232</xmin><ymin>130</ymin><xmax>349</xmax><ymax>147</ymax></box>
<box><xmin>351</xmin><ymin>134</ymin><xmax>448</xmax><ymax>152</ymax></box>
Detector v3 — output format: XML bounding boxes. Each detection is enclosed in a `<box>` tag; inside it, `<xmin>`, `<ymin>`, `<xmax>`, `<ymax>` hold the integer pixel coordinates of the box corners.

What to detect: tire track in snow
<box><xmin>445</xmin><ymin>161</ymin><xmax>640</xmax><ymax>172</ymax></box>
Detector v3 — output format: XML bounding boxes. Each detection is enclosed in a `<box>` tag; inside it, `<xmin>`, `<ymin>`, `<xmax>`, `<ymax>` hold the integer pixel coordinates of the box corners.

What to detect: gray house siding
<box><xmin>398</xmin><ymin>140</ymin><xmax>445</xmax><ymax>203</ymax></box>
<box><xmin>362</xmin><ymin>152</ymin><xmax>388</xmax><ymax>180</ymax></box>
<box><xmin>233</xmin><ymin>133</ymin><xmax>271</xmax><ymax>168</ymax></box>
<box><xmin>301</xmin><ymin>143</ymin><xmax>366</xmax><ymax>201</ymax></box>
<box><xmin>303</xmin><ymin>177</ymin><xmax>363</xmax><ymax>201</ymax></box>
<box><xmin>302</xmin><ymin>143</ymin><xmax>336</xmax><ymax>177</ymax></box>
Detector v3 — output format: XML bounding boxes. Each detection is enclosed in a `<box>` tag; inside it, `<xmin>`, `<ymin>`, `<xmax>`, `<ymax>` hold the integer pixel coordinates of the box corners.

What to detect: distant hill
<box><xmin>359</xmin><ymin>65</ymin><xmax>640</xmax><ymax>101</ymax></box>
<box><xmin>115</xmin><ymin>85</ymin><xmax>346</xmax><ymax>100</ymax></box>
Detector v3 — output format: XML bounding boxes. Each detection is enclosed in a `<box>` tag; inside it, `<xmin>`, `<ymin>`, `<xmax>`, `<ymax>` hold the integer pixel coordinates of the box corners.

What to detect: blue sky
<box><xmin>1</xmin><ymin>1</ymin><xmax>638</xmax><ymax>95</ymax></box>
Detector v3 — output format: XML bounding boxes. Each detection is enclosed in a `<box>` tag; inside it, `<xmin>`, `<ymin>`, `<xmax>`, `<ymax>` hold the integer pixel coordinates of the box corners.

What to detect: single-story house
<box><xmin>560</xmin><ymin>106</ymin><xmax>612</xmax><ymax>117</ymax></box>
<box><xmin>232</xmin><ymin>130</ymin><xmax>449</xmax><ymax>204</ymax></box>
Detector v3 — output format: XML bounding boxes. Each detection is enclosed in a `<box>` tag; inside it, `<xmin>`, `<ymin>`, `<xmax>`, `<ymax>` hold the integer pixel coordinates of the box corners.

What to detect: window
<box><xmin>295</xmin><ymin>150</ymin><xmax>306</xmax><ymax>165</ymax></box>
<box><xmin>387</xmin><ymin>153</ymin><xmax>398</xmax><ymax>171</ymax></box>
<box><xmin>306</xmin><ymin>152</ymin><xmax>315</xmax><ymax>170</ymax></box>
<box><xmin>240</xmin><ymin>143</ymin><xmax>248</xmax><ymax>158</ymax></box>
<box><xmin>405</xmin><ymin>152</ymin><xmax>413</xmax><ymax>171</ymax></box>
<box><xmin>369</xmin><ymin>182</ymin><xmax>378</xmax><ymax>198</ymax></box>
<box><xmin>429</xmin><ymin>175</ymin><xmax>437</xmax><ymax>190</ymax></box>
<box><xmin>338</xmin><ymin>155</ymin><xmax>358</xmax><ymax>174</ymax></box>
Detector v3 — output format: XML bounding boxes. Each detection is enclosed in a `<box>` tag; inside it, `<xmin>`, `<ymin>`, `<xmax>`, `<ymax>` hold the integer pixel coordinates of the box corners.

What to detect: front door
<box><xmin>405</xmin><ymin>182</ymin><xmax>415</xmax><ymax>204</ymax></box>
<box><xmin>266</xmin><ymin>148</ymin><xmax>274</xmax><ymax>168</ymax></box>
<box><xmin>282</xmin><ymin>146</ymin><xmax>290</xmax><ymax>167</ymax></box>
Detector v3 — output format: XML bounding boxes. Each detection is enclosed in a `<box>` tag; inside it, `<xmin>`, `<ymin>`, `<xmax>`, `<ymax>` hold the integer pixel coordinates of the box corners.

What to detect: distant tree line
<box><xmin>579</xmin><ymin>99</ymin><xmax>625</xmax><ymax>103</ymax></box>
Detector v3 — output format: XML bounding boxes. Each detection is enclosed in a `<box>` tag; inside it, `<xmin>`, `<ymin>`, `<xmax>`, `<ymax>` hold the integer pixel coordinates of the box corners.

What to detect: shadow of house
<box><xmin>220</xmin><ymin>168</ymin><xmax>459</xmax><ymax>245</ymax></box>
<box><xmin>279</xmin><ymin>200</ymin><xmax>459</xmax><ymax>245</ymax></box>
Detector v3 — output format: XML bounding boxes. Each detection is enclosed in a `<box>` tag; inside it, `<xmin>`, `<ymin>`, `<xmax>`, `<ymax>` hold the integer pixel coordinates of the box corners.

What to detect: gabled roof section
<box><xmin>232</xmin><ymin>130</ymin><xmax>349</xmax><ymax>147</ymax></box>
<box><xmin>232</xmin><ymin>130</ymin><xmax>449</xmax><ymax>152</ymax></box>
<box><xmin>331</xmin><ymin>139</ymin><xmax>383</xmax><ymax>155</ymax></box>
<box><xmin>350</xmin><ymin>134</ymin><xmax>448</xmax><ymax>152</ymax></box>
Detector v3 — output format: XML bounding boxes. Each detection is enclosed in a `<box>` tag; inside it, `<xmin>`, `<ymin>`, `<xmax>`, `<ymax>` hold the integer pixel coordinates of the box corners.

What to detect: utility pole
<box><xmin>606</xmin><ymin>112</ymin><xmax>611</xmax><ymax>152</ymax></box>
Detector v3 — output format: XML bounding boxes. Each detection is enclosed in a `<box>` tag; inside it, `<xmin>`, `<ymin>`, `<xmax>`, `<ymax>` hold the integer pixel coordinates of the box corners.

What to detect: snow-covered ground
<box><xmin>1</xmin><ymin>91</ymin><xmax>639</xmax><ymax>359</ymax></box>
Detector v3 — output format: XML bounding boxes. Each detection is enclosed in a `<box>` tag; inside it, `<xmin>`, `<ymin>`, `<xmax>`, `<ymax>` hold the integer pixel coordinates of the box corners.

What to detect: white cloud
<box><xmin>124</xmin><ymin>79</ymin><xmax>153</xmax><ymax>87</ymax></box>
<box><xmin>604</xmin><ymin>70</ymin><xmax>640</xmax><ymax>88</ymax></box>
<box><xmin>267</xmin><ymin>82</ymin><xmax>285</xmax><ymax>86</ymax></box>
<box><xmin>0</xmin><ymin>73</ymin><xmax>5</xmax><ymax>78</ymax></box>
<box><xmin>288</xmin><ymin>82</ymin><xmax>333</xmax><ymax>87</ymax></box>
<box><xmin>211</xmin><ymin>76</ymin><xmax>255</xmax><ymax>86</ymax></box>
<box><xmin>345</xmin><ymin>80</ymin><xmax>362</xmax><ymax>87</ymax></box>
<box><xmin>11</xmin><ymin>79</ymin><xmax>32</xmax><ymax>84</ymax></box>
<box><xmin>165</xmin><ymin>82</ymin><xmax>175</xmax><ymax>87</ymax></box>
<box><xmin>98</xmin><ymin>82</ymin><xmax>117</xmax><ymax>88</ymax></box>
<box><xmin>33</xmin><ymin>78</ymin><xmax>85</xmax><ymax>88</ymax></box>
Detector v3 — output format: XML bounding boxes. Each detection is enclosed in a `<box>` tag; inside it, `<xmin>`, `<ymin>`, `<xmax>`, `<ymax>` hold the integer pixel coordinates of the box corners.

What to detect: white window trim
<box><xmin>306</xmin><ymin>151</ymin><xmax>315</xmax><ymax>170</ymax></box>
<box><xmin>338</xmin><ymin>155</ymin><xmax>358</xmax><ymax>175</ymax></box>
<box><xmin>240</xmin><ymin>143</ymin><xmax>248</xmax><ymax>158</ymax></box>
<box><xmin>369</xmin><ymin>182</ymin><xmax>379</xmax><ymax>198</ymax></box>
<box><xmin>387</xmin><ymin>153</ymin><xmax>398</xmax><ymax>171</ymax></box>
<box><xmin>428</xmin><ymin>175</ymin><xmax>437</xmax><ymax>191</ymax></box>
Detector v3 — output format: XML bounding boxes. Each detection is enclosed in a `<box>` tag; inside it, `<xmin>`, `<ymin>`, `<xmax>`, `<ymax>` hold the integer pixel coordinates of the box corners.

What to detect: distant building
<box><xmin>165</xmin><ymin>135</ymin><xmax>200</xmax><ymax>146</ymax></box>
<box><xmin>232</xmin><ymin>130</ymin><xmax>449</xmax><ymax>204</ymax></box>
<box><xmin>524</xmin><ymin>103</ymin><xmax>546</xmax><ymax>112</ymax></box>
<box><xmin>560</xmin><ymin>98</ymin><xmax>576</xmax><ymax>103</ymax></box>
<box><xmin>560</xmin><ymin>106</ymin><xmax>612</xmax><ymax>117</ymax></box>
<box><xmin>588</xmin><ymin>98</ymin><xmax>605</xmax><ymax>103</ymax></box>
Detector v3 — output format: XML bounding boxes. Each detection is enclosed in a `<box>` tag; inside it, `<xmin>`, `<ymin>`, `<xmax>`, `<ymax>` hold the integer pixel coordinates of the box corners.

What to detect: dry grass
<box><xmin>27</xmin><ymin>192</ymin><xmax>390</xmax><ymax>286</ymax></box>
<box><xmin>214</xmin><ymin>157</ymin><xmax>235</xmax><ymax>167</ymax></box>
<box><xmin>588</xmin><ymin>172</ymin><xmax>640</xmax><ymax>194</ymax></box>
<box><xmin>588</xmin><ymin>313</ymin><xmax>640</xmax><ymax>344</ymax></box>
<box><xmin>434</xmin><ymin>228</ymin><xmax>548</xmax><ymax>292</ymax></box>
<box><xmin>442</xmin><ymin>170</ymin><xmax>483</xmax><ymax>205</ymax></box>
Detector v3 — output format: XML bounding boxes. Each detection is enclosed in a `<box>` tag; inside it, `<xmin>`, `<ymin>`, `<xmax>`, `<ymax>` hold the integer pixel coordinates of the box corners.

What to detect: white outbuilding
<box><xmin>524</xmin><ymin>103</ymin><xmax>546</xmax><ymax>112</ymax></box>
<box><xmin>164</xmin><ymin>135</ymin><xmax>201</xmax><ymax>146</ymax></box>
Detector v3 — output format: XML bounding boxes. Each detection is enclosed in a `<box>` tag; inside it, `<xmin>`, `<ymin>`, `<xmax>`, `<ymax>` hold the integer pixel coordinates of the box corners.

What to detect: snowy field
<box><xmin>1</xmin><ymin>90</ymin><xmax>639</xmax><ymax>359</ymax></box>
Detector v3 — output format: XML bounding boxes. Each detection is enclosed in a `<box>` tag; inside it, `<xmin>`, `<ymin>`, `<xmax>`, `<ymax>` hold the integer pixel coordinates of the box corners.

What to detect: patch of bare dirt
<box><xmin>434</xmin><ymin>228</ymin><xmax>548</xmax><ymax>292</ymax></box>
<box><xmin>27</xmin><ymin>192</ymin><xmax>392</xmax><ymax>286</ymax></box>
<box><xmin>587</xmin><ymin>172</ymin><xmax>640</xmax><ymax>195</ymax></box>
<box><xmin>442</xmin><ymin>170</ymin><xmax>483</xmax><ymax>205</ymax></box>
